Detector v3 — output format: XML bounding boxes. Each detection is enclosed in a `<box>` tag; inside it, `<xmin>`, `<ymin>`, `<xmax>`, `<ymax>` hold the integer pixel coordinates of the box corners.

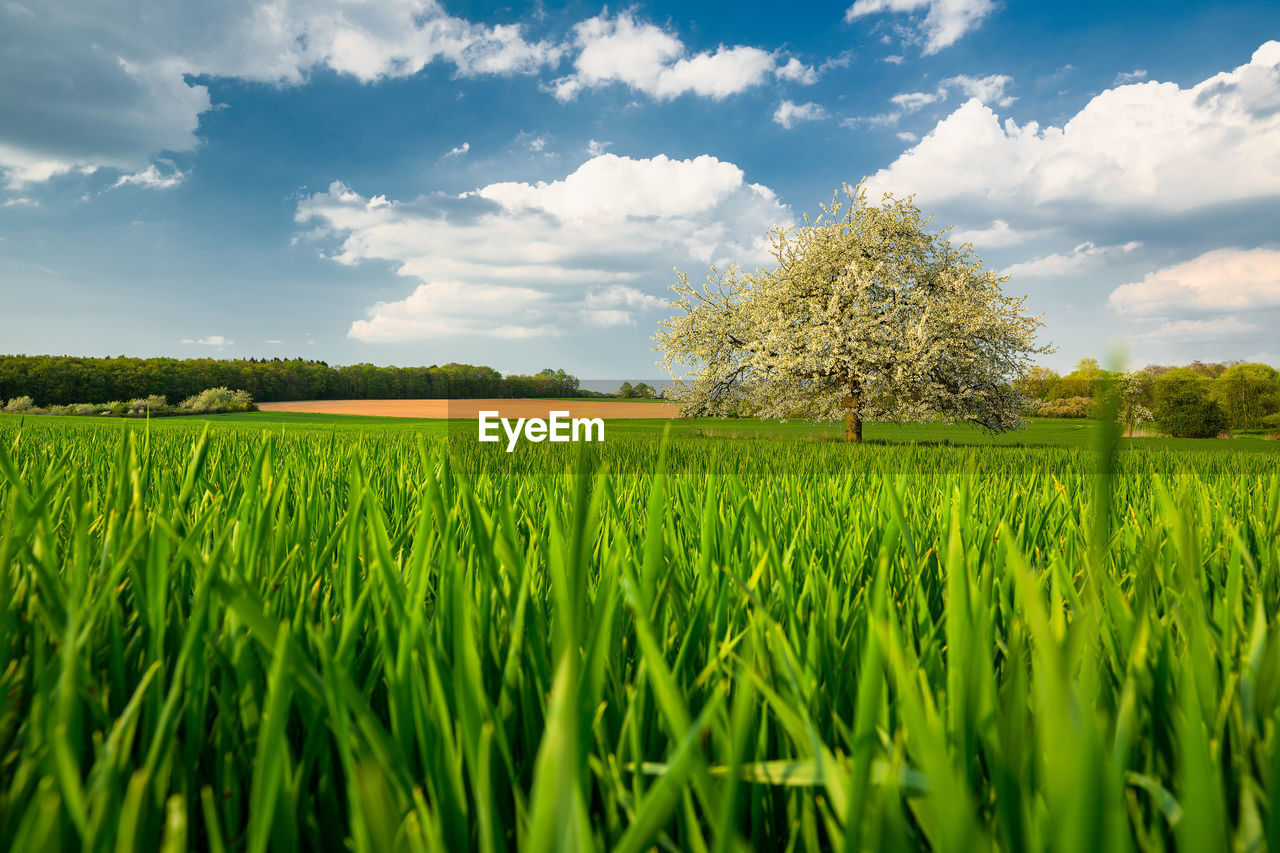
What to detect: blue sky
<box><xmin>2</xmin><ymin>0</ymin><xmax>1278</xmax><ymax>377</ymax></box>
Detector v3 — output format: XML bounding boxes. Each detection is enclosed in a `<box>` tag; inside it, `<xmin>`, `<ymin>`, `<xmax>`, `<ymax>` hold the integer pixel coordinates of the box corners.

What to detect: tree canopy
<box><xmin>655</xmin><ymin>184</ymin><xmax>1051</xmax><ymax>440</ymax></box>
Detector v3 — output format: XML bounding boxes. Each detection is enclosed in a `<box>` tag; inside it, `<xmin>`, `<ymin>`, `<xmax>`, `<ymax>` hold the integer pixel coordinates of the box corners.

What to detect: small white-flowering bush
<box><xmin>179</xmin><ymin>387</ymin><xmax>254</xmax><ymax>413</ymax></box>
<box><xmin>4</xmin><ymin>396</ymin><xmax>35</xmax><ymax>413</ymax></box>
<box><xmin>128</xmin><ymin>395</ymin><xmax>170</xmax><ymax>415</ymax></box>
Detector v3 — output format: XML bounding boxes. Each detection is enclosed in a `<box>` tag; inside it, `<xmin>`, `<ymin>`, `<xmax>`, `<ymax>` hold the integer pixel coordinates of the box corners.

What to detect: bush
<box><xmin>1035</xmin><ymin>396</ymin><xmax>1095</xmax><ymax>418</ymax></box>
<box><xmin>1153</xmin><ymin>379</ymin><xmax>1228</xmax><ymax>438</ymax></box>
<box><xmin>4</xmin><ymin>395</ymin><xmax>35</xmax><ymax>413</ymax></box>
<box><xmin>1263</xmin><ymin>412</ymin><xmax>1280</xmax><ymax>430</ymax></box>
<box><xmin>101</xmin><ymin>401</ymin><xmax>129</xmax><ymax>416</ymax></box>
<box><xmin>128</xmin><ymin>395</ymin><xmax>170</xmax><ymax>416</ymax></box>
<box><xmin>71</xmin><ymin>403</ymin><xmax>102</xmax><ymax>416</ymax></box>
<box><xmin>179</xmin><ymin>387</ymin><xmax>255</xmax><ymax>414</ymax></box>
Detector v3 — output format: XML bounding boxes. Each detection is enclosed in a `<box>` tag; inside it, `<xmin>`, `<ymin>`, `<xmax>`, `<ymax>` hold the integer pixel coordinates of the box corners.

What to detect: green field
<box><xmin>1</xmin><ymin>412</ymin><xmax>1278</xmax><ymax>850</ymax></box>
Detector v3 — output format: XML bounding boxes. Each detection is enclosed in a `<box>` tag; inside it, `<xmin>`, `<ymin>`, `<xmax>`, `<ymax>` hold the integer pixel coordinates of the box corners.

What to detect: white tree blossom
<box><xmin>655</xmin><ymin>184</ymin><xmax>1052</xmax><ymax>440</ymax></box>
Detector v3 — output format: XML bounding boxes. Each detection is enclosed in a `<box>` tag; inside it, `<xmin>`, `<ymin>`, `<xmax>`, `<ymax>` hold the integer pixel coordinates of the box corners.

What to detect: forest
<box><xmin>0</xmin><ymin>355</ymin><xmax>592</xmax><ymax>405</ymax></box>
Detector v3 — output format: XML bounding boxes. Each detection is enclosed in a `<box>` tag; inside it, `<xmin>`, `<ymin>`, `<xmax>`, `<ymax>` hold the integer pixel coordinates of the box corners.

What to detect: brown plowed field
<box><xmin>256</xmin><ymin>398</ymin><xmax>677</xmax><ymax>419</ymax></box>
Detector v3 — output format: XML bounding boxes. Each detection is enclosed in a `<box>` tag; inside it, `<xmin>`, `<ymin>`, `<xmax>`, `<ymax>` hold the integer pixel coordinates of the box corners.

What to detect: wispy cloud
<box><xmin>846</xmin><ymin>0</ymin><xmax>995</xmax><ymax>54</ymax></box>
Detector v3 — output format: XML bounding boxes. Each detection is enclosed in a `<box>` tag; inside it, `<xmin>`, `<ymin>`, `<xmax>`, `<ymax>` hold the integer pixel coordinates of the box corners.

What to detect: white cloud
<box><xmin>1244</xmin><ymin>351</ymin><xmax>1280</xmax><ymax>367</ymax></box>
<box><xmin>580</xmin><ymin>308</ymin><xmax>634</xmax><ymax>327</ymax></box>
<box><xmin>2</xmin><ymin>196</ymin><xmax>37</xmax><ymax>207</ymax></box>
<box><xmin>295</xmin><ymin>154</ymin><xmax>791</xmax><ymax>341</ymax></box>
<box><xmin>586</xmin><ymin>139</ymin><xmax>612</xmax><ymax>156</ymax></box>
<box><xmin>1133</xmin><ymin>316</ymin><xmax>1260</xmax><ymax>343</ymax></box>
<box><xmin>818</xmin><ymin>51</ymin><xmax>857</xmax><ymax>74</ymax></box>
<box><xmin>942</xmin><ymin>73</ymin><xmax>1015</xmax><ymax>107</ymax></box>
<box><xmin>948</xmin><ymin>219</ymin><xmax>1040</xmax><ymax>248</ymax></box>
<box><xmin>182</xmin><ymin>335</ymin><xmax>234</xmax><ymax>346</ymax></box>
<box><xmin>586</xmin><ymin>284</ymin><xmax>669</xmax><ymax>310</ymax></box>
<box><xmin>265</xmin><ymin>339</ymin><xmax>284</xmax><ymax>344</ymax></box>
<box><xmin>773</xmin><ymin>100</ymin><xmax>829</xmax><ymax>129</ymax></box>
<box><xmin>550</xmin><ymin>12</ymin><xmax>784</xmax><ymax>101</ymax></box>
<box><xmin>350</xmin><ymin>280</ymin><xmax>557</xmax><ymax>341</ymax></box>
<box><xmin>866</xmin><ymin>41</ymin><xmax>1280</xmax><ymax>212</ymax></box>
<box><xmin>111</xmin><ymin>162</ymin><xmax>186</xmax><ymax>190</ymax></box>
<box><xmin>890</xmin><ymin>91</ymin><xmax>942</xmax><ymax>112</ymax></box>
<box><xmin>580</xmin><ymin>284</ymin><xmax>671</xmax><ymax>327</ymax></box>
<box><xmin>1114</xmin><ymin>69</ymin><xmax>1148</xmax><ymax>84</ymax></box>
<box><xmin>0</xmin><ymin>1</ymin><xmax>560</xmax><ymax>187</ymax></box>
<box><xmin>845</xmin><ymin>0</ymin><xmax>995</xmax><ymax>54</ymax></box>
<box><xmin>1004</xmin><ymin>240</ymin><xmax>1141</xmax><ymax>277</ymax></box>
<box><xmin>444</xmin><ymin>142</ymin><xmax>470</xmax><ymax>157</ymax></box>
<box><xmin>881</xmin><ymin>55</ymin><xmax>905</xmax><ymax>65</ymax></box>
<box><xmin>896</xmin><ymin>131</ymin><xmax>918</xmax><ymax>142</ymax></box>
<box><xmin>857</xmin><ymin>73</ymin><xmax>1014</xmax><ymax>127</ymax></box>
<box><xmin>775</xmin><ymin>57</ymin><xmax>818</xmax><ymax>85</ymax></box>
<box><xmin>1109</xmin><ymin>248</ymin><xmax>1280</xmax><ymax>315</ymax></box>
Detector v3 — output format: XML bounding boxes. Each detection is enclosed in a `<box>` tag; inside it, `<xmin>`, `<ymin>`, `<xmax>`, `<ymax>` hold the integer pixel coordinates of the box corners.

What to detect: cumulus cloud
<box><xmin>1004</xmin><ymin>240</ymin><xmax>1141</xmax><ymax>277</ymax></box>
<box><xmin>444</xmin><ymin>142</ymin><xmax>470</xmax><ymax>157</ymax></box>
<box><xmin>775</xmin><ymin>58</ymin><xmax>818</xmax><ymax>85</ymax></box>
<box><xmin>1114</xmin><ymin>69</ymin><xmax>1148</xmax><ymax>85</ymax></box>
<box><xmin>0</xmin><ymin>0</ymin><xmax>560</xmax><ymax>187</ymax></box>
<box><xmin>1133</xmin><ymin>316</ymin><xmax>1260</xmax><ymax>343</ymax></box>
<box><xmin>550</xmin><ymin>12</ymin><xmax>800</xmax><ymax>101</ymax></box>
<box><xmin>586</xmin><ymin>139</ymin><xmax>612</xmax><ymax>156</ymax></box>
<box><xmin>773</xmin><ymin>100</ymin><xmax>829</xmax><ymax>129</ymax></box>
<box><xmin>865</xmin><ymin>41</ymin><xmax>1280</xmax><ymax>212</ymax></box>
<box><xmin>845</xmin><ymin>0</ymin><xmax>995</xmax><ymax>55</ymax></box>
<box><xmin>1109</xmin><ymin>248</ymin><xmax>1280</xmax><ymax>315</ymax></box>
<box><xmin>295</xmin><ymin>154</ymin><xmax>791</xmax><ymax>342</ymax></box>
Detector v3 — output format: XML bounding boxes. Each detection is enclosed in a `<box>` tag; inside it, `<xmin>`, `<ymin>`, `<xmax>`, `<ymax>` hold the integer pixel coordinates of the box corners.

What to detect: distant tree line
<box><xmin>0</xmin><ymin>356</ymin><xmax>598</xmax><ymax>406</ymax></box>
<box><xmin>1018</xmin><ymin>358</ymin><xmax>1280</xmax><ymax>437</ymax></box>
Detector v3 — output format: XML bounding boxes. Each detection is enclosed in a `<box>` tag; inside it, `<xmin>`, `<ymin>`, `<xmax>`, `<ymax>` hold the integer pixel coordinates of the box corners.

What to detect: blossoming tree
<box><xmin>655</xmin><ymin>184</ymin><xmax>1052</xmax><ymax>441</ymax></box>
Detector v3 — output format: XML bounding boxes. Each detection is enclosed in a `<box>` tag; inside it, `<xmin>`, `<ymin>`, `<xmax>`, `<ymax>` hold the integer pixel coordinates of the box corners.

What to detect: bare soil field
<box><xmin>256</xmin><ymin>398</ymin><xmax>678</xmax><ymax>419</ymax></box>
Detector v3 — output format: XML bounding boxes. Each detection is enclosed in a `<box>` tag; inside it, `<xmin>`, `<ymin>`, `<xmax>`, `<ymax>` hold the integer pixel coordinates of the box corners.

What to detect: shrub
<box><xmin>1153</xmin><ymin>379</ymin><xmax>1228</xmax><ymax>438</ymax></box>
<box><xmin>1263</xmin><ymin>412</ymin><xmax>1280</xmax><ymax>430</ymax></box>
<box><xmin>178</xmin><ymin>387</ymin><xmax>255</xmax><ymax>414</ymax></box>
<box><xmin>71</xmin><ymin>403</ymin><xmax>101</xmax><ymax>416</ymax></box>
<box><xmin>4</xmin><ymin>395</ymin><xmax>35</xmax><ymax>413</ymax></box>
<box><xmin>128</xmin><ymin>395</ymin><xmax>170</xmax><ymax>416</ymax></box>
<box><xmin>101</xmin><ymin>401</ymin><xmax>129</xmax><ymax>416</ymax></box>
<box><xmin>1035</xmin><ymin>396</ymin><xmax>1095</xmax><ymax>418</ymax></box>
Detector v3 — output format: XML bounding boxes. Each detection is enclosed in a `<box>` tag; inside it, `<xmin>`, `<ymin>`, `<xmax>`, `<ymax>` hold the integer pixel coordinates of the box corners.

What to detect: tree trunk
<box><xmin>842</xmin><ymin>387</ymin><xmax>862</xmax><ymax>443</ymax></box>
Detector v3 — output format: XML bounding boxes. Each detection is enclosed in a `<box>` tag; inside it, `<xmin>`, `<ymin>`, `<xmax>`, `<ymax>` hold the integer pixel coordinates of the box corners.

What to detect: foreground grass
<box><xmin>0</xmin><ymin>415</ymin><xmax>1278</xmax><ymax>850</ymax></box>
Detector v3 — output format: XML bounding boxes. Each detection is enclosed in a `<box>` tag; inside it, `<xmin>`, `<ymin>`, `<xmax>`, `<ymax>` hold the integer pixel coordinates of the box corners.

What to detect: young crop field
<box><xmin>1</xmin><ymin>413</ymin><xmax>1279</xmax><ymax>851</ymax></box>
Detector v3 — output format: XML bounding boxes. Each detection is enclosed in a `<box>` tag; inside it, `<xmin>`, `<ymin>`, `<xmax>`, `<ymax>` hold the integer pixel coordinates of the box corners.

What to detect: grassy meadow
<box><xmin>1</xmin><ymin>411</ymin><xmax>1278</xmax><ymax>850</ymax></box>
